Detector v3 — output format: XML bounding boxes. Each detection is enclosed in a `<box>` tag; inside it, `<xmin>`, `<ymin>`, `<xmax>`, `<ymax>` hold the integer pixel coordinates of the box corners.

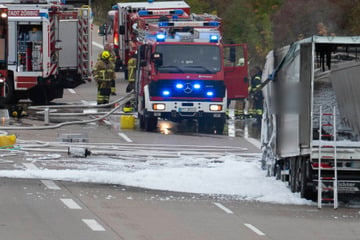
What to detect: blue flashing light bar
<box><xmin>193</xmin><ymin>83</ymin><xmax>201</xmax><ymax>89</ymax></box>
<box><xmin>209</xmin><ymin>34</ymin><xmax>219</xmax><ymax>43</ymax></box>
<box><xmin>156</xmin><ymin>33</ymin><xmax>166</xmax><ymax>42</ymax></box>
<box><xmin>112</xmin><ymin>5</ymin><xmax>118</xmax><ymax>10</ymax></box>
<box><xmin>206</xmin><ymin>91</ymin><xmax>214</xmax><ymax>97</ymax></box>
<box><xmin>205</xmin><ymin>21</ymin><xmax>220</xmax><ymax>27</ymax></box>
<box><xmin>173</xmin><ymin>9</ymin><xmax>184</xmax><ymax>15</ymax></box>
<box><xmin>158</xmin><ymin>22</ymin><xmax>169</xmax><ymax>27</ymax></box>
<box><xmin>138</xmin><ymin>10</ymin><xmax>149</xmax><ymax>16</ymax></box>
<box><xmin>148</xmin><ymin>0</ymin><xmax>154</xmax><ymax>3</ymax></box>
<box><xmin>39</xmin><ymin>12</ymin><xmax>49</xmax><ymax>19</ymax></box>
<box><xmin>162</xmin><ymin>90</ymin><xmax>170</xmax><ymax>96</ymax></box>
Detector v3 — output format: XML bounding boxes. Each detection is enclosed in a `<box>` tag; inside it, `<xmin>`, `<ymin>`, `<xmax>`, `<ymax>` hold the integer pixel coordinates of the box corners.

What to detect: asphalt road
<box><xmin>0</xmin><ymin>28</ymin><xmax>360</xmax><ymax>240</ymax></box>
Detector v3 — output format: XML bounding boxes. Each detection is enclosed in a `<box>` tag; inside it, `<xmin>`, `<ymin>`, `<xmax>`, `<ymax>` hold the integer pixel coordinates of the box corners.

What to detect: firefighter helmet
<box><xmin>101</xmin><ymin>50</ymin><xmax>110</xmax><ymax>60</ymax></box>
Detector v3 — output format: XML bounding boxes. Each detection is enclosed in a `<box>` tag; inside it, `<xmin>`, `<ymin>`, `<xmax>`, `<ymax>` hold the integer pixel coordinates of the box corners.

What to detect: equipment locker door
<box><xmin>223</xmin><ymin>44</ymin><xmax>249</xmax><ymax>99</ymax></box>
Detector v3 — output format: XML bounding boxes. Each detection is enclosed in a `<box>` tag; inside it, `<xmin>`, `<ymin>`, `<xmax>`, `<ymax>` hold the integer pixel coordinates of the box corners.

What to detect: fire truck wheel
<box><xmin>139</xmin><ymin>114</ymin><xmax>145</xmax><ymax>129</ymax></box>
<box><xmin>214</xmin><ymin>118</ymin><xmax>225</xmax><ymax>135</ymax></box>
<box><xmin>0</xmin><ymin>73</ymin><xmax>17</xmax><ymax>105</ymax></box>
<box><xmin>198</xmin><ymin>118</ymin><xmax>211</xmax><ymax>133</ymax></box>
<box><xmin>144</xmin><ymin>117</ymin><xmax>158</xmax><ymax>132</ymax></box>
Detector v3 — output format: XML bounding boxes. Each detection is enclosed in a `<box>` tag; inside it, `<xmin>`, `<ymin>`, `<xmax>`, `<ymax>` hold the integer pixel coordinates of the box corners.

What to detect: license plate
<box><xmin>179</xmin><ymin>107</ymin><xmax>196</xmax><ymax>112</ymax></box>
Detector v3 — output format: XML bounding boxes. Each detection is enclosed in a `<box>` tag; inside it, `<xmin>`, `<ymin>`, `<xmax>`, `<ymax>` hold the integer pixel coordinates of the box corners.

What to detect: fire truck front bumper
<box><xmin>144</xmin><ymin>101</ymin><xmax>226</xmax><ymax>120</ymax></box>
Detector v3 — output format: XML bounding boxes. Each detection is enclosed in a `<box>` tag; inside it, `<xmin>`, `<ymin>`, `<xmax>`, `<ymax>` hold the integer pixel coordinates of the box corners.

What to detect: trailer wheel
<box><xmin>144</xmin><ymin>116</ymin><xmax>158</xmax><ymax>132</ymax></box>
<box><xmin>0</xmin><ymin>73</ymin><xmax>18</xmax><ymax>105</ymax></box>
<box><xmin>289</xmin><ymin>158</ymin><xmax>297</xmax><ymax>193</ymax></box>
<box><xmin>300</xmin><ymin>159</ymin><xmax>316</xmax><ymax>201</ymax></box>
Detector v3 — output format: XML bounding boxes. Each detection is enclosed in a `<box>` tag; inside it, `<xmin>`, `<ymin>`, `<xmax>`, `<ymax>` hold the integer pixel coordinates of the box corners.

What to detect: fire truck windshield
<box><xmin>156</xmin><ymin>44</ymin><xmax>221</xmax><ymax>74</ymax></box>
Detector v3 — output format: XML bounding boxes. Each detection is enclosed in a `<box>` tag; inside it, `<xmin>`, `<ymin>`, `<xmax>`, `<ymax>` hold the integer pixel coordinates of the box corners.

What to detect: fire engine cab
<box><xmin>133</xmin><ymin>11</ymin><xmax>248</xmax><ymax>133</ymax></box>
<box><xmin>1</xmin><ymin>0</ymin><xmax>92</xmax><ymax>105</ymax></box>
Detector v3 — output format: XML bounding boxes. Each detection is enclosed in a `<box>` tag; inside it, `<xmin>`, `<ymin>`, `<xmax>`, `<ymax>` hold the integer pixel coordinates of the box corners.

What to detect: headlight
<box><xmin>153</xmin><ymin>103</ymin><xmax>166</xmax><ymax>110</ymax></box>
<box><xmin>209</xmin><ymin>104</ymin><xmax>222</xmax><ymax>111</ymax></box>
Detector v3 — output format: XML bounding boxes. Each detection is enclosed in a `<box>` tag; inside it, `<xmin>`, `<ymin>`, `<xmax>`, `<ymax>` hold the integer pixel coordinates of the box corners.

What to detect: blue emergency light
<box><xmin>206</xmin><ymin>91</ymin><xmax>214</xmax><ymax>97</ymax></box>
<box><xmin>193</xmin><ymin>83</ymin><xmax>201</xmax><ymax>89</ymax></box>
<box><xmin>176</xmin><ymin>83</ymin><xmax>184</xmax><ymax>89</ymax></box>
<box><xmin>158</xmin><ymin>22</ymin><xmax>169</xmax><ymax>27</ymax></box>
<box><xmin>138</xmin><ymin>10</ymin><xmax>149</xmax><ymax>16</ymax></box>
<box><xmin>39</xmin><ymin>12</ymin><xmax>49</xmax><ymax>18</ymax></box>
<box><xmin>209</xmin><ymin>34</ymin><xmax>219</xmax><ymax>43</ymax></box>
<box><xmin>207</xmin><ymin>21</ymin><xmax>220</xmax><ymax>27</ymax></box>
<box><xmin>162</xmin><ymin>90</ymin><xmax>170</xmax><ymax>96</ymax></box>
<box><xmin>173</xmin><ymin>9</ymin><xmax>184</xmax><ymax>15</ymax></box>
<box><xmin>156</xmin><ymin>33</ymin><xmax>166</xmax><ymax>42</ymax></box>
<box><xmin>148</xmin><ymin>0</ymin><xmax>154</xmax><ymax>3</ymax></box>
<box><xmin>112</xmin><ymin>5</ymin><xmax>118</xmax><ymax>10</ymax></box>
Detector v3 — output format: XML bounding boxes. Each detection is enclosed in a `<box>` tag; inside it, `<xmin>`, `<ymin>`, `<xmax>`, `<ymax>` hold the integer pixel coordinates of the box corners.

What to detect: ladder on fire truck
<box><xmin>317</xmin><ymin>106</ymin><xmax>338</xmax><ymax>209</ymax></box>
<box><xmin>77</xmin><ymin>6</ymin><xmax>91</xmax><ymax>78</ymax></box>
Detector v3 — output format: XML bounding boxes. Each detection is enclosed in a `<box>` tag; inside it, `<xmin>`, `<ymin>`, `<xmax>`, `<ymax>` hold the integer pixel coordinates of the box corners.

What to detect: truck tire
<box><xmin>214</xmin><ymin>118</ymin><xmax>225</xmax><ymax>135</ymax></box>
<box><xmin>300</xmin><ymin>159</ymin><xmax>316</xmax><ymax>201</ymax></box>
<box><xmin>198</xmin><ymin>118</ymin><xmax>212</xmax><ymax>133</ymax></box>
<box><xmin>144</xmin><ymin>116</ymin><xmax>158</xmax><ymax>132</ymax></box>
<box><xmin>0</xmin><ymin>73</ymin><xmax>18</xmax><ymax>105</ymax></box>
<box><xmin>289</xmin><ymin>157</ymin><xmax>297</xmax><ymax>193</ymax></box>
<box><xmin>139</xmin><ymin>114</ymin><xmax>145</xmax><ymax>130</ymax></box>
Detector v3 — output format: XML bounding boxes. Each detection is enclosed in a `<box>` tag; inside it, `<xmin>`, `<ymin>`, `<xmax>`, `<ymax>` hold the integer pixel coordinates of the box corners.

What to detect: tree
<box><xmin>215</xmin><ymin>0</ymin><xmax>281</xmax><ymax>67</ymax></box>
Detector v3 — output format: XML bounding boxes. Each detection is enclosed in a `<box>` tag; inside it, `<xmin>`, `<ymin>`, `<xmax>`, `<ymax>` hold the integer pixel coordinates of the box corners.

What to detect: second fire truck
<box><xmin>1</xmin><ymin>0</ymin><xmax>92</xmax><ymax>105</ymax></box>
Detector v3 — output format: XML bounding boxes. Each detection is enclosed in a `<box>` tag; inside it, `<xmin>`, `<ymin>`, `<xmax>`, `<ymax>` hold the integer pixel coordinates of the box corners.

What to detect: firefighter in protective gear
<box><xmin>123</xmin><ymin>53</ymin><xmax>137</xmax><ymax>112</ymax></box>
<box><xmin>93</xmin><ymin>50</ymin><xmax>116</xmax><ymax>105</ymax></box>
<box><xmin>97</xmin><ymin>44</ymin><xmax>117</xmax><ymax>95</ymax></box>
<box><xmin>248</xmin><ymin>67</ymin><xmax>263</xmax><ymax>120</ymax></box>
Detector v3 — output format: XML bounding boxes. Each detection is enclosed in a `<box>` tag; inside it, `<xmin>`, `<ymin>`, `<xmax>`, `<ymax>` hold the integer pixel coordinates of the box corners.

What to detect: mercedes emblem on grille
<box><xmin>184</xmin><ymin>83</ymin><xmax>192</xmax><ymax>94</ymax></box>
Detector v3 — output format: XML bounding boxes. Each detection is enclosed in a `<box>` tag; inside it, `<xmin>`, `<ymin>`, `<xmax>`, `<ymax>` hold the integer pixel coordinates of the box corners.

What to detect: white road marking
<box><xmin>244</xmin><ymin>223</ymin><xmax>266</xmax><ymax>236</ymax></box>
<box><xmin>67</xmin><ymin>88</ymin><xmax>76</xmax><ymax>94</ymax></box>
<box><xmin>118</xmin><ymin>132</ymin><xmax>133</xmax><ymax>143</ymax></box>
<box><xmin>92</xmin><ymin>41</ymin><xmax>103</xmax><ymax>49</ymax></box>
<box><xmin>23</xmin><ymin>163</ymin><xmax>38</xmax><ymax>170</ymax></box>
<box><xmin>243</xmin><ymin>123</ymin><xmax>262</xmax><ymax>149</ymax></box>
<box><xmin>213</xmin><ymin>202</ymin><xmax>234</xmax><ymax>214</ymax></box>
<box><xmin>82</xmin><ymin>219</ymin><xmax>106</xmax><ymax>231</ymax></box>
<box><xmin>245</xmin><ymin>137</ymin><xmax>261</xmax><ymax>149</ymax></box>
<box><xmin>41</xmin><ymin>180</ymin><xmax>61</xmax><ymax>190</ymax></box>
<box><xmin>60</xmin><ymin>198</ymin><xmax>82</xmax><ymax>210</ymax></box>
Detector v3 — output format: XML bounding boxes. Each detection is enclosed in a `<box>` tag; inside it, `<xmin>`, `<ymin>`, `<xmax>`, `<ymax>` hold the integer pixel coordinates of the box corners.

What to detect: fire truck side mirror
<box><xmin>119</xmin><ymin>25</ymin><xmax>125</xmax><ymax>35</ymax></box>
<box><xmin>151</xmin><ymin>52</ymin><xmax>163</xmax><ymax>67</ymax></box>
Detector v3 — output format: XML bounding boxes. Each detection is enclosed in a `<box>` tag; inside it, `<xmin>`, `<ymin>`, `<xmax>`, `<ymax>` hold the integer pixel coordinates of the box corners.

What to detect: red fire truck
<box><xmin>134</xmin><ymin>12</ymin><xmax>248</xmax><ymax>133</ymax></box>
<box><xmin>1</xmin><ymin>0</ymin><xmax>92</xmax><ymax>105</ymax></box>
<box><xmin>100</xmin><ymin>1</ymin><xmax>191</xmax><ymax>72</ymax></box>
